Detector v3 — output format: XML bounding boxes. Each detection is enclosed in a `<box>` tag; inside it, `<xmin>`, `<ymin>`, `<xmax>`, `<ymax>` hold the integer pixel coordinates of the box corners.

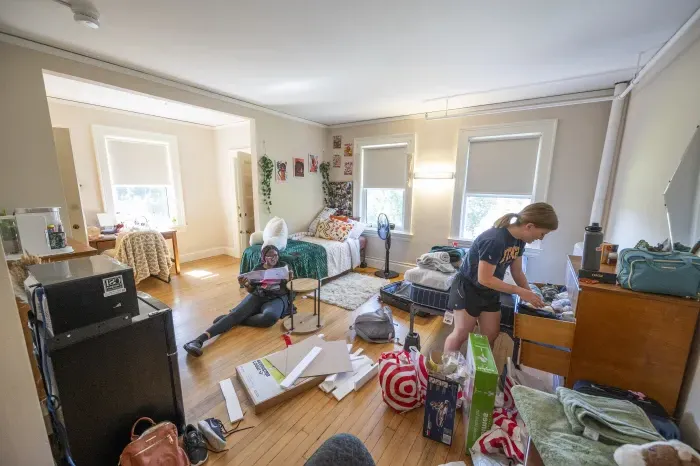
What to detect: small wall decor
<box><xmin>276</xmin><ymin>160</ymin><xmax>288</xmax><ymax>183</ymax></box>
<box><xmin>333</xmin><ymin>135</ymin><xmax>342</xmax><ymax>149</ymax></box>
<box><xmin>333</xmin><ymin>154</ymin><xmax>341</xmax><ymax>168</ymax></box>
<box><xmin>344</xmin><ymin>143</ymin><xmax>353</xmax><ymax>157</ymax></box>
<box><xmin>344</xmin><ymin>160</ymin><xmax>353</xmax><ymax>176</ymax></box>
<box><xmin>308</xmin><ymin>154</ymin><xmax>319</xmax><ymax>173</ymax></box>
<box><xmin>294</xmin><ymin>157</ymin><xmax>305</xmax><ymax>177</ymax></box>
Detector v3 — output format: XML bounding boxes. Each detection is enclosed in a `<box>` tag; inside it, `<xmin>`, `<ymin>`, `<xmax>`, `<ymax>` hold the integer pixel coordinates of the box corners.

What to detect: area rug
<box><xmin>312</xmin><ymin>273</ymin><xmax>389</xmax><ymax>310</ymax></box>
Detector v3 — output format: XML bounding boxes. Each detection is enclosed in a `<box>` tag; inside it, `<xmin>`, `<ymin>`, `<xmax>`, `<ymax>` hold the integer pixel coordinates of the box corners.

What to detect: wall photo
<box><xmin>276</xmin><ymin>160</ymin><xmax>288</xmax><ymax>183</ymax></box>
<box><xmin>308</xmin><ymin>154</ymin><xmax>319</xmax><ymax>173</ymax></box>
<box><xmin>294</xmin><ymin>157</ymin><xmax>305</xmax><ymax>177</ymax></box>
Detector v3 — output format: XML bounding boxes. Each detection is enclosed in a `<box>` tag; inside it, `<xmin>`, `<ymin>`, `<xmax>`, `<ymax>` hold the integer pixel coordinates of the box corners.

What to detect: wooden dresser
<box><xmin>514</xmin><ymin>255</ymin><xmax>700</xmax><ymax>415</ymax></box>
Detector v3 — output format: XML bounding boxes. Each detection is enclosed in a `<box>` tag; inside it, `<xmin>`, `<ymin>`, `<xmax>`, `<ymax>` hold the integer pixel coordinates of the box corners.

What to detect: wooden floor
<box><xmin>139</xmin><ymin>255</ymin><xmax>475</xmax><ymax>466</ymax></box>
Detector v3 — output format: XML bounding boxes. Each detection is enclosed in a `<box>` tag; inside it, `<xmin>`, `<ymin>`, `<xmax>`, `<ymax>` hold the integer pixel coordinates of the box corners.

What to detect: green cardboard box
<box><xmin>462</xmin><ymin>333</ymin><xmax>499</xmax><ymax>455</ymax></box>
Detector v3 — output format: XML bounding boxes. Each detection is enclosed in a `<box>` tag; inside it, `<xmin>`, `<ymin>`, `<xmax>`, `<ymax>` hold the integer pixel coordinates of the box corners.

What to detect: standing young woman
<box><xmin>444</xmin><ymin>203</ymin><xmax>558</xmax><ymax>352</ymax></box>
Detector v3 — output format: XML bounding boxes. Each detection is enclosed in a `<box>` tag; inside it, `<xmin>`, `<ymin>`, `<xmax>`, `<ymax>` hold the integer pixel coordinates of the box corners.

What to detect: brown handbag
<box><xmin>118</xmin><ymin>417</ymin><xmax>189</xmax><ymax>466</ymax></box>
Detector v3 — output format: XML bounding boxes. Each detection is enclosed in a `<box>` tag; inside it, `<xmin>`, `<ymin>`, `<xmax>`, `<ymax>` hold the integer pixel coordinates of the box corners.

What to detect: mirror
<box><xmin>665</xmin><ymin>126</ymin><xmax>700</xmax><ymax>249</ymax></box>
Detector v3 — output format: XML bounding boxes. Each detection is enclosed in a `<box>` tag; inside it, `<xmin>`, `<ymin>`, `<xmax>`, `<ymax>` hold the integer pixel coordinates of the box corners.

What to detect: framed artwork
<box><xmin>344</xmin><ymin>143</ymin><xmax>353</xmax><ymax>157</ymax></box>
<box><xmin>275</xmin><ymin>160</ymin><xmax>288</xmax><ymax>183</ymax></box>
<box><xmin>308</xmin><ymin>154</ymin><xmax>319</xmax><ymax>173</ymax></box>
<box><xmin>333</xmin><ymin>135</ymin><xmax>342</xmax><ymax>149</ymax></box>
<box><xmin>294</xmin><ymin>157</ymin><xmax>305</xmax><ymax>177</ymax></box>
<box><xmin>333</xmin><ymin>154</ymin><xmax>341</xmax><ymax>168</ymax></box>
<box><xmin>344</xmin><ymin>161</ymin><xmax>353</xmax><ymax>176</ymax></box>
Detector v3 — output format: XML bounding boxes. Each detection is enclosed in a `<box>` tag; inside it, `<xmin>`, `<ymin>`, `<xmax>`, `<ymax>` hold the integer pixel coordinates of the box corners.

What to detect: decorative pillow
<box><xmin>346</xmin><ymin>220</ymin><xmax>367</xmax><ymax>240</ymax></box>
<box><xmin>249</xmin><ymin>231</ymin><xmax>264</xmax><ymax>246</ymax></box>
<box><xmin>330</xmin><ymin>215</ymin><xmax>350</xmax><ymax>223</ymax></box>
<box><xmin>316</xmin><ymin>218</ymin><xmax>353</xmax><ymax>241</ymax></box>
<box><xmin>308</xmin><ymin>207</ymin><xmax>337</xmax><ymax>236</ymax></box>
<box><xmin>262</xmin><ymin>216</ymin><xmax>288</xmax><ymax>251</ymax></box>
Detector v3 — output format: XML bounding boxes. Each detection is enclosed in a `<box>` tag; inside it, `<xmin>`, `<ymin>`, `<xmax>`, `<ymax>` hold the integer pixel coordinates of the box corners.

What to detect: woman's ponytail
<box><xmin>493</xmin><ymin>203</ymin><xmax>559</xmax><ymax>230</ymax></box>
<box><xmin>494</xmin><ymin>213</ymin><xmax>519</xmax><ymax>228</ymax></box>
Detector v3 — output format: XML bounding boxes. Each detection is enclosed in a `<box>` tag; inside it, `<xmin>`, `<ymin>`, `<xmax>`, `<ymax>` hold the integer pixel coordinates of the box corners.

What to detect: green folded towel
<box><xmin>557</xmin><ymin>387</ymin><xmax>664</xmax><ymax>445</ymax></box>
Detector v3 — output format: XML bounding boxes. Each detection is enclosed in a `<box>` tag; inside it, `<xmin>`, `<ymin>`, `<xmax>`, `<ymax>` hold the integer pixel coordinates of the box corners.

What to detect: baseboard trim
<box><xmin>363</xmin><ymin>256</ymin><xmax>415</xmax><ymax>273</ymax></box>
<box><xmin>180</xmin><ymin>247</ymin><xmax>236</xmax><ymax>263</ymax></box>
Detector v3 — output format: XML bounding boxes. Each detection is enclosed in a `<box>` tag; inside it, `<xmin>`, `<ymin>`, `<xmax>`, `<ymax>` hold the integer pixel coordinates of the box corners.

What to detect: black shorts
<box><xmin>448</xmin><ymin>274</ymin><xmax>501</xmax><ymax>317</ymax></box>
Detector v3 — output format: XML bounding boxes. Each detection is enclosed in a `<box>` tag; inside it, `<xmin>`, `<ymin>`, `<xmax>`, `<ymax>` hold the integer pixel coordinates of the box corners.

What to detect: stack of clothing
<box><xmin>404</xmin><ymin>246</ymin><xmax>467</xmax><ymax>292</ymax></box>
<box><xmin>521</xmin><ymin>283</ymin><xmax>574</xmax><ymax>321</ymax></box>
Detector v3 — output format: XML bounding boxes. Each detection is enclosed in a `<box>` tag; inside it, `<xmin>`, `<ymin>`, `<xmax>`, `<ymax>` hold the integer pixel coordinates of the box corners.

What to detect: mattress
<box><xmin>403</xmin><ymin>267</ymin><xmax>457</xmax><ymax>291</ymax></box>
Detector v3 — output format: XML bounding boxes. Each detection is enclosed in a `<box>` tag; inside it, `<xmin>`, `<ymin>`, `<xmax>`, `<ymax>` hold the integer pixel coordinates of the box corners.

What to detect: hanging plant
<box><xmin>320</xmin><ymin>161</ymin><xmax>331</xmax><ymax>206</ymax></box>
<box><xmin>259</xmin><ymin>155</ymin><xmax>274</xmax><ymax>213</ymax></box>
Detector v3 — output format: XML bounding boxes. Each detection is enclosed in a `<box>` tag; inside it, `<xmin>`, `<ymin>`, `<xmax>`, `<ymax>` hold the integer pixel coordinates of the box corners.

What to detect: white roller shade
<box><xmin>466</xmin><ymin>137</ymin><xmax>540</xmax><ymax>195</ymax></box>
<box><xmin>107</xmin><ymin>139</ymin><xmax>172</xmax><ymax>185</ymax></box>
<box><xmin>363</xmin><ymin>146</ymin><xmax>410</xmax><ymax>189</ymax></box>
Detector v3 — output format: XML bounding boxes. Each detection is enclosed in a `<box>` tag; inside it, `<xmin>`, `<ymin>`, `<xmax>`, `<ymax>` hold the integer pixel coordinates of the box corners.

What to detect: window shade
<box><xmin>107</xmin><ymin>139</ymin><xmax>172</xmax><ymax>185</ymax></box>
<box><xmin>465</xmin><ymin>137</ymin><xmax>540</xmax><ymax>195</ymax></box>
<box><xmin>362</xmin><ymin>146</ymin><xmax>410</xmax><ymax>189</ymax></box>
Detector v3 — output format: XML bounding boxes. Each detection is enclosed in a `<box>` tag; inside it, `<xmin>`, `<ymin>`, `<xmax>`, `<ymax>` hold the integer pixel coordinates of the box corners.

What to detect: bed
<box><xmin>240</xmin><ymin>235</ymin><xmax>364</xmax><ymax>280</ymax></box>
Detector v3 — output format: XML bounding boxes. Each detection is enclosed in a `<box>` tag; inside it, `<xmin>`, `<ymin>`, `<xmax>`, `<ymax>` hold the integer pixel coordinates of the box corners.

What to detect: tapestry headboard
<box><xmin>327</xmin><ymin>181</ymin><xmax>353</xmax><ymax>217</ymax></box>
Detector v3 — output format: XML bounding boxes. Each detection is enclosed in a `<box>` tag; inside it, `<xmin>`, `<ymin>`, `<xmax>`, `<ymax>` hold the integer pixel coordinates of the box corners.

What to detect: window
<box><xmin>450</xmin><ymin>121</ymin><xmax>557</xmax><ymax>244</ymax></box>
<box><xmin>353</xmin><ymin>135</ymin><xmax>415</xmax><ymax>235</ymax></box>
<box><xmin>92</xmin><ymin>126</ymin><xmax>186</xmax><ymax>229</ymax></box>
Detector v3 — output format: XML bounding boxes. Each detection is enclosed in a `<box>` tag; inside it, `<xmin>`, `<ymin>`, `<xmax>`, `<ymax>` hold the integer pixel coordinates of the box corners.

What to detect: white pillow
<box><xmin>346</xmin><ymin>220</ymin><xmax>367</xmax><ymax>240</ymax></box>
<box><xmin>262</xmin><ymin>217</ymin><xmax>288</xmax><ymax>251</ymax></box>
<box><xmin>249</xmin><ymin>231</ymin><xmax>264</xmax><ymax>246</ymax></box>
<box><xmin>307</xmin><ymin>207</ymin><xmax>337</xmax><ymax>236</ymax></box>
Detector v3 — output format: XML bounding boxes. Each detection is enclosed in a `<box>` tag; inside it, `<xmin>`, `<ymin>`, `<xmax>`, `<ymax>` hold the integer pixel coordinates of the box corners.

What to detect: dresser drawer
<box><xmin>514</xmin><ymin>312</ymin><xmax>575</xmax><ymax>349</ymax></box>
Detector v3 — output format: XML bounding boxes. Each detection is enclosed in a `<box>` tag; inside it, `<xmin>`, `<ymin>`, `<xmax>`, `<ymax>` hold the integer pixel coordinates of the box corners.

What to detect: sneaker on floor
<box><xmin>198</xmin><ymin>418</ymin><xmax>227</xmax><ymax>452</ymax></box>
<box><xmin>183</xmin><ymin>340</ymin><xmax>203</xmax><ymax>357</ymax></box>
<box><xmin>183</xmin><ymin>424</ymin><xmax>208</xmax><ymax>465</ymax></box>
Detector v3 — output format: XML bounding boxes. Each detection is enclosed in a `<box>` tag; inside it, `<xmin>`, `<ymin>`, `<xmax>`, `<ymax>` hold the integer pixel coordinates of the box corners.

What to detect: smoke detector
<box><xmin>53</xmin><ymin>0</ymin><xmax>100</xmax><ymax>29</ymax></box>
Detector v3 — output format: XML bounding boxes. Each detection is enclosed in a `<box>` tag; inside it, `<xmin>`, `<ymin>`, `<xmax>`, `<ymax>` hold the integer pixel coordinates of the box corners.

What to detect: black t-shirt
<box><xmin>459</xmin><ymin>227</ymin><xmax>525</xmax><ymax>289</ymax></box>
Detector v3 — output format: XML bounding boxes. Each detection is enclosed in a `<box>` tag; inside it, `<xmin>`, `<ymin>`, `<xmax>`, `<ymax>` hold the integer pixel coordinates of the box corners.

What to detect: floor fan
<box><xmin>374</xmin><ymin>213</ymin><xmax>399</xmax><ymax>279</ymax></box>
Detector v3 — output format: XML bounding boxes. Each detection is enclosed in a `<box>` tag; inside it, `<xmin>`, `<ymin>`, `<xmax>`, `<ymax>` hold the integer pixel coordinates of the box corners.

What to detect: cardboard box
<box><xmin>423</xmin><ymin>373</ymin><xmax>460</xmax><ymax>446</ymax></box>
<box><xmin>236</xmin><ymin>357</ymin><xmax>324</xmax><ymax>414</ymax></box>
<box><xmin>462</xmin><ymin>333</ymin><xmax>499</xmax><ymax>455</ymax></box>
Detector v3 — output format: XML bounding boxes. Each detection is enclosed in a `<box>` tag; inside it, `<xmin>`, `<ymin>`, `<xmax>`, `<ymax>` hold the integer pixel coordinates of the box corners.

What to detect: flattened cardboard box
<box><xmin>236</xmin><ymin>357</ymin><xmax>323</xmax><ymax>414</ymax></box>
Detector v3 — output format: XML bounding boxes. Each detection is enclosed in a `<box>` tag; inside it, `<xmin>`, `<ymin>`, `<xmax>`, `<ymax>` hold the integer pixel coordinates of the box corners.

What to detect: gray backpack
<box><xmin>352</xmin><ymin>306</ymin><xmax>396</xmax><ymax>343</ymax></box>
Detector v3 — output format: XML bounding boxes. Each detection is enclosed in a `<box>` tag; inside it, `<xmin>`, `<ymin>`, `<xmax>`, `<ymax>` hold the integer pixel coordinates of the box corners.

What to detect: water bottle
<box><xmin>582</xmin><ymin>223</ymin><xmax>604</xmax><ymax>271</ymax></box>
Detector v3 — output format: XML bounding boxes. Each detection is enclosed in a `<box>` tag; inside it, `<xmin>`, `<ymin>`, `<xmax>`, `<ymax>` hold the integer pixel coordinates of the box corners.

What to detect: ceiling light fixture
<box><xmin>52</xmin><ymin>0</ymin><xmax>100</xmax><ymax>29</ymax></box>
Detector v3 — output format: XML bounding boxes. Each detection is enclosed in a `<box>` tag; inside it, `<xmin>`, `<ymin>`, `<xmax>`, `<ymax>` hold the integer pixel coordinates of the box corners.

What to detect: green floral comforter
<box><xmin>240</xmin><ymin>240</ymin><xmax>328</xmax><ymax>279</ymax></box>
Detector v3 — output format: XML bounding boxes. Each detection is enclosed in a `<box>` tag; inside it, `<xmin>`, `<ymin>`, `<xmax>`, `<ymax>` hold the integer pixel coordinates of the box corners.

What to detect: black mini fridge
<box><xmin>40</xmin><ymin>292</ymin><xmax>185</xmax><ymax>465</ymax></box>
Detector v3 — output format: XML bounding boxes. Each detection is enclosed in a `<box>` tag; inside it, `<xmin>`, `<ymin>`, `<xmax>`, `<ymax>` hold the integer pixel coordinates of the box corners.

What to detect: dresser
<box><xmin>514</xmin><ymin>255</ymin><xmax>700</xmax><ymax>414</ymax></box>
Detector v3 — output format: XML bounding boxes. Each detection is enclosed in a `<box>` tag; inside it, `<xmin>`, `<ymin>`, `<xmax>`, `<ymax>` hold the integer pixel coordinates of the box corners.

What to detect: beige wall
<box><xmin>607</xmin><ymin>36</ymin><xmax>700</xmax><ymax>448</ymax></box>
<box><xmin>328</xmin><ymin>102</ymin><xmax>611</xmax><ymax>283</ymax></box>
<box><xmin>215</xmin><ymin>121</ymin><xmax>251</xmax><ymax>256</ymax></box>
<box><xmin>0</xmin><ymin>245</ymin><xmax>53</xmax><ymax>465</ymax></box>
<box><xmin>48</xmin><ymin>100</ymin><xmax>228</xmax><ymax>258</ymax></box>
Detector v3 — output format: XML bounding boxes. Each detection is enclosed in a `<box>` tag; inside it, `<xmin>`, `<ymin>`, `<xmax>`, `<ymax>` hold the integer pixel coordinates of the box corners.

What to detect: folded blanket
<box><xmin>512</xmin><ymin>385</ymin><xmax>617</xmax><ymax>466</ymax></box>
<box><xmin>557</xmin><ymin>387</ymin><xmax>664</xmax><ymax>446</ymax></box>
<box><xmin>430</xmin><ymin>246</ymin><xmax>467</xmax><ymax>263</ymax></box>
<box><xmin>417</xmin><ymin>251</ymin><xmax>454</xmax><ymax>273</ymax></box>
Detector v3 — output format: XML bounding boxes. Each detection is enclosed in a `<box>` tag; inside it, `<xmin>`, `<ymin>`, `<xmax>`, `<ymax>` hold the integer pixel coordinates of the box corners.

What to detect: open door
<box><xmin>53</xmin><ymin>128</ymin><xmax>88</xmax><ymax>243</ymax></box>
<box><xmin>234</xmin><ymin>151</ymin><xmax>255</xmax><ymax>253</ymax></box>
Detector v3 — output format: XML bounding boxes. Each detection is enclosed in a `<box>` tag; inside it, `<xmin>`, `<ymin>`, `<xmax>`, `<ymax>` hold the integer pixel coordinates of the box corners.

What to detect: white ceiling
<box><xmin>1</xmin><ymin>0</ymin><xmax>699</xmax><ymax>125</ymax></box>
<box><xmin>43</xmin><ymin>73</ymin><xmax>247</xmax><ymax>127</ymax></box>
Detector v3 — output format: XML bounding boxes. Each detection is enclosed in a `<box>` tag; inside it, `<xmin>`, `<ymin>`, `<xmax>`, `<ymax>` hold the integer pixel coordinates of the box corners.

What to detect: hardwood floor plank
<box><xmin>134</xmin><ymin>256</ymin><xmax>473</xmax><ymax>466</ymax></box>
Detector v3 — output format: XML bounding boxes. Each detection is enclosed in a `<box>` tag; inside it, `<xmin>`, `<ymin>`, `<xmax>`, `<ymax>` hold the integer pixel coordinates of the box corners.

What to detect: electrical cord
<box><xmin>32</xmin><ymin>286</ymin><xmax>77</xmax><ymax>466</ymax></box>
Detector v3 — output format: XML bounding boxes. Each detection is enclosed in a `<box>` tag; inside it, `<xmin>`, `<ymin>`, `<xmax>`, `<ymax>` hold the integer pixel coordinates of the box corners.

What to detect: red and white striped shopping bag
<box><xmin>378</xmin><ymin>348</ymin><xmax>428</xmax><ymax>412</ymax></box>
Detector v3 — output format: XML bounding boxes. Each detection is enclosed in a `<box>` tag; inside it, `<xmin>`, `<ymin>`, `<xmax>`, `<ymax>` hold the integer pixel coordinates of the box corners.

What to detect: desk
<box><xmin>89</xmin><ymin>230</ymin><xmax>180</xmax><ymax>274</ymax></box>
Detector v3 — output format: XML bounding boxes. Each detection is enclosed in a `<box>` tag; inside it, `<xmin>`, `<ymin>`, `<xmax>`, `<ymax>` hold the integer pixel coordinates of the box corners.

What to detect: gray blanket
<box><xmin>416</xmin><ymin>251</ymin><xmax>454</xmax><ymax>273</ymax></box>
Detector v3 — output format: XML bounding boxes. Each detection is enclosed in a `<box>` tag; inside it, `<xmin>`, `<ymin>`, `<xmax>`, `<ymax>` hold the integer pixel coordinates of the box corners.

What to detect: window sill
<box><xmin>363</xmin><ymin>229</ymin><xmax>413</xmax><ymax>241</ymax></box>
<box><xmin>447</xmin><ymin>237</ymin><xmax>542</xmax><ymax>257</ymax></box>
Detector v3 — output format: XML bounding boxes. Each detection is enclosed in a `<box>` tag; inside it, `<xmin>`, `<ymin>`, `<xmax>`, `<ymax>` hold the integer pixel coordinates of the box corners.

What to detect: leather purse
<box><xmin>118</xmin><ymin>417</ymin><xmax>189</xmax><ymax>466</ymax></box>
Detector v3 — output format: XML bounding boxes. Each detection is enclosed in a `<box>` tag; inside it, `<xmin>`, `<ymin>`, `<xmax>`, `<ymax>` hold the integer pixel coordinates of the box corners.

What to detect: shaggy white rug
<box><xmin>312</xmin><ymin>273</ymin><xmax>389</xmax><ymax>310</ymax></box>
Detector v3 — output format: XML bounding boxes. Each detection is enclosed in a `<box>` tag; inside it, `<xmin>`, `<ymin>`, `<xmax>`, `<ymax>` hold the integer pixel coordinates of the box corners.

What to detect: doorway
<box><xmin>232</xmin><ymin>150</ymin><xmax>255</xmax><ymax>254</ymax></box>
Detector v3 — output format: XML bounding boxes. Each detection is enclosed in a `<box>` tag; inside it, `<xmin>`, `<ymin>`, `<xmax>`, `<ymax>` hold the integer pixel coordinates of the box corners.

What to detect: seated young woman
<box><xmin>183</xmin><ymin>245</ymin><xmax>293</xmax><ymax>357</ymax></box>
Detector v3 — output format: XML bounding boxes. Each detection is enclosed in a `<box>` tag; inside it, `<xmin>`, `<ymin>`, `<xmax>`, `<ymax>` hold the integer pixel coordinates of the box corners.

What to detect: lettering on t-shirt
<box><xmin>500</xmin><ymin>246</ymin><xmax>520</xmax><ymax>264</ymax></box>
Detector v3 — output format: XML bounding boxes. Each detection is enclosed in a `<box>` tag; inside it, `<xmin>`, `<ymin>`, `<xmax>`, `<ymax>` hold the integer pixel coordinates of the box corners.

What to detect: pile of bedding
<box><xmin>404</xmin><ymin>245</ymin><xmax>466</xmax><ymax>291</ymax></box>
